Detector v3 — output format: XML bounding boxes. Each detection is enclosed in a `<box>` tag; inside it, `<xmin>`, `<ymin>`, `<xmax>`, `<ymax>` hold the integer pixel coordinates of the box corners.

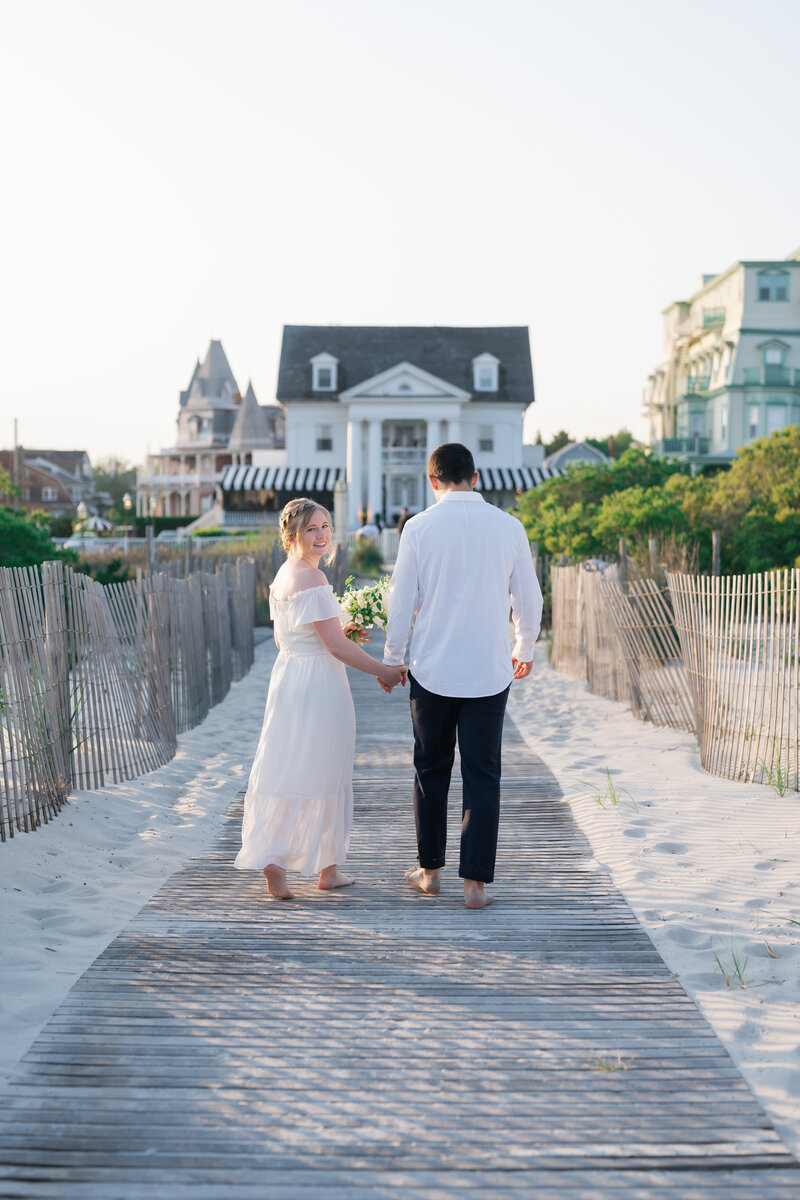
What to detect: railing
<box><xmin>653</xmin><ymin>437</ymin><xmax>710</xmax><ymax>456</ymax></box>
<box><xmin>382</xmin><ymin>448</ymin><xmax>426</xmax><ymax>465</ymax></box>
<box><xmin>682</xmin><ymin>376</ymin><xmax>711</xmax><ymax>395</ymax></box>
<box><xmin>137</xmin><ymin>473</ymin><xmax>221</xmax><ymax>487</ymax></box>
<box><xmin>702</xmin><ymin>308</ymin><xmax>725</xmax><ymax>328</ymax></box>
<box><xmin>221</xmin><ymin>511</ymin><xmax>281</xmax><ymax>527</ymax></box>
<box><xmin>742</xmin><ymin>366</ymin><xmax>797</xmax><ymax>386</ymax></box>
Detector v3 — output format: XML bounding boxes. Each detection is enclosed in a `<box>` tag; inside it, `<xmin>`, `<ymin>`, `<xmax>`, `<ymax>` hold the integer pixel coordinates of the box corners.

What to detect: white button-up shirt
<box><xmin>383</xmin><ymin>491</ymin><xmax>543</xmax><ymax>697</ymax></box>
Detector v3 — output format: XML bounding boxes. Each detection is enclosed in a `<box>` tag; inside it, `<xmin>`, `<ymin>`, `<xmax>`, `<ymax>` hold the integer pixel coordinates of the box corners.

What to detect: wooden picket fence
<box><xmin>550</xmin><ymin>562</ymin><xmax>800</xmax><ymax>790</ymax></box>
<box><xmin>0</xmin><ymin>557</ymin><xmax>256</xmax><ymax>841</ymax></box>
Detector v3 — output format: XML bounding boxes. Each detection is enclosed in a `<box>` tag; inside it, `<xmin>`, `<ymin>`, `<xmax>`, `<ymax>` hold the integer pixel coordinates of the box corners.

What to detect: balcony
<box><xmin>702</xmin><ymin>307</ymin><xmax>725</xmax><ymax>329</ymax></box>
<box><xmin>653</xmin><ymin>437</ymin><xmax>710</xmax><ymax>458</ymax></box>
<box><xmin>742</xmin><ymin>366</ymin><xmax>799</xmax><ymax>386</ymax></box>
<box><xmin>682</xmin><ymin>376</ymin><xmax>711</xmax><ymax>395</ymax></box>
<box><xmin>382</xmin><ymin>447</ymin><xmax>426</xmax><ymax>465</ymax></box>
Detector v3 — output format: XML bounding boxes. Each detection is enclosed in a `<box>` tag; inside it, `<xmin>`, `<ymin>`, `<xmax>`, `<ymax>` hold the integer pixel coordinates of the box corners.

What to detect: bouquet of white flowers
<box><xmin>339</xmin><ymin>575</ymin><xmax>391</xmax><ymax>643</ymax></box>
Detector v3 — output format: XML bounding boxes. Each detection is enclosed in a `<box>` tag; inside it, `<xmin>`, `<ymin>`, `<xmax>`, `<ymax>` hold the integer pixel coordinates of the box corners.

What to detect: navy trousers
<box><xmin>409</xmin><ymin>673</ymin><xmax>510</xmax><ymax>883</ymax></box>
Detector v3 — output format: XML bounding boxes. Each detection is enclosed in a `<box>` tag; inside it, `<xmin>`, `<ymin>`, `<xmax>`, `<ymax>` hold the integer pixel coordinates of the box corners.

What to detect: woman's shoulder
<box><xmin>271</xmin><ymin>566</ymin><xmax>330</xmax><ymax>603</ymax></box>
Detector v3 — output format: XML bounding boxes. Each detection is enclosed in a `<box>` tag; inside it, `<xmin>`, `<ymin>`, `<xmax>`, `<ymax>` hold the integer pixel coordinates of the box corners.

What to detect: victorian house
<box><xmin>221</xmin><ymin>325</ymin><xmax>548</xmax><ymax>529</ymax></box>
<box><xmin>644</xmin><ymin>246</ymin><xmax>800</xmax><ymax>470</ymax></box>
<box><xmin>136</xmin><ymin>340</ymin><xmax>285</xmax><ymax>518</ymax></box>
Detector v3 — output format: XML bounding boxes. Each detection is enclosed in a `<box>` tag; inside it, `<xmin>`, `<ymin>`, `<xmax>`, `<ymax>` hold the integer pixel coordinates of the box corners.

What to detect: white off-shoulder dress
<box><xmin>234</xmin><ymin>583</ymin><xmax>355</xmax><ymax>875</ymax></box>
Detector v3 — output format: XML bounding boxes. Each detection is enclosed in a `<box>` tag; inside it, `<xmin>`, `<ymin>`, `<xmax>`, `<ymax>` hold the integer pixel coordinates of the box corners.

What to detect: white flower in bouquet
<box><xmin>339</xmin><ymin>575</ymin><xmax>390</xmax><ymax>642</ymax></box>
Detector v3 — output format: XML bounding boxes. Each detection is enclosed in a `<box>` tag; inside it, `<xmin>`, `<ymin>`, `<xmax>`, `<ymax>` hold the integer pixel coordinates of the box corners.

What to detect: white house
<box><xmin>644</xmin><ymin>247</ymin><xmax>800</xmax><ymax>469</ymax></box>
<box><xmin>221</xmin><ymin>325</ymin><xmax>553</xmax><ymax>529</ymax></box>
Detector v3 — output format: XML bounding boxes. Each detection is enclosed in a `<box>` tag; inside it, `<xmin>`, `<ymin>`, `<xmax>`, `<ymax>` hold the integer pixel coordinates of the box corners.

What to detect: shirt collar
<box><xmin>437</xmin><ymin>491</ymin><xmax>485</xmax><ymax>504</ymax></box>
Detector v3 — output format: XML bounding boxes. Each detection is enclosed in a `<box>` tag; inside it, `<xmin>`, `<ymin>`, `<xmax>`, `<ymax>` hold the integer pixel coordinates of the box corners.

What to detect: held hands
<box><xmin>377</xmin><ymin>663</ymin><xmax>408</xmax><ymax>694</ymax></box>
<box><xmin>512</xmin><ymin>658</ymin><xmax>533</xmax><ymax>680</ymax></box>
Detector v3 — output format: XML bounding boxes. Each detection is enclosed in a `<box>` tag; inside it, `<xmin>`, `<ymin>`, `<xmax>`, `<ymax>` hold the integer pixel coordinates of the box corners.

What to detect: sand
<box><xmin>509</xmin><ymin>642</ymin><xmax>800</xmax><ymax>1158</ymax></box>
<box><xmin>0</xmin><ymin>634</ymin><xmax>276</xmax><ymax>1089</ymax></box>
<box><xmin>2</xmin><ymin>631</ymin><xmax>799</xmax><ymax>1163</ymax></box>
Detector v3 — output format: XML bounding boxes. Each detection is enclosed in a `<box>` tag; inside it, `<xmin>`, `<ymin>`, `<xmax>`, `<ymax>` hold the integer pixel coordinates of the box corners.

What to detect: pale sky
<box><xmin>3</xmin><ymin>0</ymin><xmax>800</xmax><ymax>466</ymax></box>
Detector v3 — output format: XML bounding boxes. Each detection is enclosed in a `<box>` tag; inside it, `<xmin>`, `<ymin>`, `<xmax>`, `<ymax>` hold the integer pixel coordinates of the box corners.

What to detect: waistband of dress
<box><xmin>279</xmin><ymin>648</ymin><xmax>331</xmax><ymax>659</ymax></box>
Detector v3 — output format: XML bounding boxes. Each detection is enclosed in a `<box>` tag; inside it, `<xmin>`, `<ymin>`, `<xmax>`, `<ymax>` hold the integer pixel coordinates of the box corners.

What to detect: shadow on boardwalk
<box><xmin>0</xmin><ymin>667</ymin><xmax>798</xmax><ymax>1198</ymax></box>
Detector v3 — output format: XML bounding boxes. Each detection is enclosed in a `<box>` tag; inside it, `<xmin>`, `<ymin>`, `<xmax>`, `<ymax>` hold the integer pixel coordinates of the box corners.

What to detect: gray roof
<box><xmin>277</xmin><ymin>326</ymin><xmax>534</xmax><ymax>405</ymax></box>
<box><xmin>183</xmin><ymin>340</ymin><xmax>239</xmax><ymax>408</ymax></box>
<box><xmin>228</xmin><ymin>382</ymin><xmax>274</xmax><ymax>451</ymax></box>
<box><xmin>543</xmin><ymin>442</ymin><xmax>611</xmax><ymax>470</ymax></box>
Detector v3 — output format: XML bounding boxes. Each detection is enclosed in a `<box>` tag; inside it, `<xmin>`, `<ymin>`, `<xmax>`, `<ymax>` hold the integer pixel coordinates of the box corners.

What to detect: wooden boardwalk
<box><xmin>0</xmin><ymin>665</ymin><xmax>799</xmax><ymax>1198</ymax></box>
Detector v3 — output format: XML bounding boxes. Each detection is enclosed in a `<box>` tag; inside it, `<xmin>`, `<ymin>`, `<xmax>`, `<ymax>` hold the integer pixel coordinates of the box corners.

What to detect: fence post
<box><xmin>648</xmin><ymin>537</ymin><xmax>658</xmax><ymax>577</ymax></box>
<box><xmin>146</xmin><ymin>525</ymin><xmax>155</xmax><ymax>574</ymax></box>
<box><xmin>712</xmin><ymin>529</ymin><xmax>721</xmax><ymax>577</ymax></box>
<box><xmin>619</xmin><ymin>537</ymin><xmax>628</xmax><ymax>585</ymax></box>
<box><xmin>186</xmin><ymin>536</ymin><xmax>194</xmax><ymax>575</ymax></box>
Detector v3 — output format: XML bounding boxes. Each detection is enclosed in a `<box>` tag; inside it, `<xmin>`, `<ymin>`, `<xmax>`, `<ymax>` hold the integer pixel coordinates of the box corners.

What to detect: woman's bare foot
<box><xmin>404</xmin><ymin>866</ymin><xmax>441</xmax><ymax>894</ymax></box>
<box><xmin>318</xmin><ymin>865</ymin><xmax>354</xmax><ymax>890</ymax></box>
<box><xmin>263</xmin><ymin>864</ymin><xmax>294</xmax><ymax>900</ymax></box>
<box><xmin>464</xmin><ymin>879</ymin><xmax>493</xmax><ymax>909</ymax></box>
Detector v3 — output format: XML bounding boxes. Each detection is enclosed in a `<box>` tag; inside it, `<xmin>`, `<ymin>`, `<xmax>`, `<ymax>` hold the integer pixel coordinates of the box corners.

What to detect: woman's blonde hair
<box><xmin>279</xmin><ymin>497</ymin><xmax>334</xmax><ymax>561</ymax></box>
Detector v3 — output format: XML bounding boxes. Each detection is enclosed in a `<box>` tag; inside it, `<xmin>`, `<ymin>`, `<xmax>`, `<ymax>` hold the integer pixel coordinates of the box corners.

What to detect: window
<box><xmin>767</xmin><ymin>402</ymin><xmax>787</xmax><ymax>434</ymax></box>
<box><xmin>478</xmin><ymin>425</ymin><xmax>494</xmax><ymax>452</ymax></box>
<box><xmin>764</xmin><ymin>346</ymin><xmax>785</xmax><ymax>366</ymax></box>
<box><xmin>472</xmin><ymin>352</ymin><xmax>499</xmax><ymax>392</ymax></box>
<box><xmin>316</xmin><ymin>424</ymin><xmax>333</xmax><ymax>452</ymax></box>
<box><xmin>311</xmin><ymin>353</ymin><xmax>338</xmax><ymax>391</ymax></box>
<box><xmin>757</xmin><ymin>271</ymin><xmax>790</xmax><ymax>301</ymax></box>
<box><xmin>748</xmin><ymin>406</ymin><xmax>759</xmax><ymax>439</ymax></box>
<box><xmin>42</xmin><ymin>486</ymin><xmax>58</xmax><ymax>501</ymax></box>
<box><xmin>720</xmin><ymin>406</ymin><xmax>728</xmax><ymax>443</ymax></box>
<box><xmin>391</xmin><ymin>475</ymin><xmax>418</xmax><ymax>506</ymax></box>
<box><xmin>690</xmin><ymin>413</ymin><xmax>703</xmax><ymax>437</ymax></box>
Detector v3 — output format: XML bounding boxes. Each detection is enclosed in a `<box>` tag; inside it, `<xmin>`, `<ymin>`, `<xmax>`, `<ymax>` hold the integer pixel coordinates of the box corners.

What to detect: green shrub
<box><xmin>348</xmin><ymin>538</ymin><xmax>383</xmax><ymax>576</ymax></box>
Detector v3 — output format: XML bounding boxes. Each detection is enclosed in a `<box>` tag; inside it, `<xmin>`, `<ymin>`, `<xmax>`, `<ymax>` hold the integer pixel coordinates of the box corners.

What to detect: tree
<box><xmin>515</xmin><ymin>448</ymin><xmax>690</xmax><ymax>557</ymax></box>
<box><xmin>0</xmin><ymin>507</ymin><xmax>58</xmax><ymax>567</ymax></box>
<box><xmin>585</xmin><ymin>428</ymin><xmax>638</xmax><ymax>459</ymax></box>
<box><xmin>93</xmin><ymin>457</ymin><xmax>138</xmax><ymax>517</ymax></box>
<box><xmin>701</xmin><ymin>427</ymin><xmax>800</xmax><ymax>573</ymax></box>
<box><xmin>544</xmin><ymin>429</ymin><xmax>572</xmax><ymax>456</ymax></box>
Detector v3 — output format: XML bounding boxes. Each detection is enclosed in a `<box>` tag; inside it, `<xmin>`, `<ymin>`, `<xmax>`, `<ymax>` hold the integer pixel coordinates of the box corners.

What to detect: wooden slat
<box><xmin>0</xmin><ymin>664</ymin><xmax>796</xmax><ymax>1195</ymax></box>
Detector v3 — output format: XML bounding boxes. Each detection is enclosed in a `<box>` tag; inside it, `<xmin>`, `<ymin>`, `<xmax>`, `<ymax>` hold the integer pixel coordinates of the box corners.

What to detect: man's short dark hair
<box><xmin>427</xmin><ymin>443</ymin><xmax>476</xmax><ymax>484</ymax></box>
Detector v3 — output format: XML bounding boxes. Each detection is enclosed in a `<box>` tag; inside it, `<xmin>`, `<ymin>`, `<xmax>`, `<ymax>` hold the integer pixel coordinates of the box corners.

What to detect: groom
<box><xmin>381</xmin><ymin>443</ymin><xmax>543</xmax><ymax>909</ymax></box>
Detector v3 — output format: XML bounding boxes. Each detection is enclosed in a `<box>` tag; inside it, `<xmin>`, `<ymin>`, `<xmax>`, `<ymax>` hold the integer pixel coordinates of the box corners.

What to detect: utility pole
<box><xmin>12</xmin><ymin>418</ymin><xmax>19</xmax><ymax>510</ymax></box>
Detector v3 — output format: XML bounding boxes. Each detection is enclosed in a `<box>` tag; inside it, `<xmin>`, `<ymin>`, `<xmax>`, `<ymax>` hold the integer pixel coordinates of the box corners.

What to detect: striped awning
<box><xmin>221</xmin><ymin>465</ymin><xmax>344</xmax><ymax>493</ymax></box>
<box><xmin>475</xmin><ymin>465</ymin><xmax>561</xmax><ymax>492</ymax></box>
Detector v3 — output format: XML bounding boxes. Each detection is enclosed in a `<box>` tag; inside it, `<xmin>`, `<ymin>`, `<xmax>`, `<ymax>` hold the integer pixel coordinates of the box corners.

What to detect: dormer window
<box><xmin>311</xmin><ymin>352</ymin><xmax>338</xmax><ymax>392</ymax></box>
<box><xmin>757</xmin><ymin>270</ymin><xmax>789</xmax><ymax>302</ymax></box>
<box><xmin>472</xmin><ymin>352</ymin><xmax>500</xmax><ymax>392</ymax></box>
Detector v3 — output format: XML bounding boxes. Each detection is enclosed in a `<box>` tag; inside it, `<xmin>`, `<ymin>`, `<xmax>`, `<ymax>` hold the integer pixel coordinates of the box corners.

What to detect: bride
<box><xmin>234</xmin><ymin>497</ymin><xmax>407</xmax><ymax>899</ymax></box>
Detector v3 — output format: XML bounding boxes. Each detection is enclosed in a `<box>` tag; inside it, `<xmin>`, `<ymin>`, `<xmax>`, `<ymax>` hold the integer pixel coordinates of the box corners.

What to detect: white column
<box><xmin>424</xmin><ymin>420</ymin><xmax>440</xmax><ymax>509</ymax></box>
<box><xmin>367</xmin><ymin>419</ymin><xmax>383</xmax><ymax>521</ymax></box>
<box><xmin>447</xmin><ymin>417</ymin><xmax>461</xmax><ymax>444</ymax></box>
<box><xmin>347</xmin><ymin>419</ymin><xmax>362</xmax><ymax>529</ymax></box>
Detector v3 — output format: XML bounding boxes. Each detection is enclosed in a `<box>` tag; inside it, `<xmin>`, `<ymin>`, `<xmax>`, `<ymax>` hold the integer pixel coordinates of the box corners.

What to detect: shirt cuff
<box><xmin>512</xmin><ymin>641</ymin><xmax>534</xmax><ymax>663</ymax></box>
<box><xmin>383</xmin><ymin>652</ymin><xmax>406</xmax><ymax>666</ymax></box>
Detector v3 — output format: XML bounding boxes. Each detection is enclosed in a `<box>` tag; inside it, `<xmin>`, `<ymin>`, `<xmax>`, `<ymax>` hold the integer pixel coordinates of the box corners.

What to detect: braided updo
<box><xmin>279</xmin><ymin>497</ymin><xmax>333</xmax><ymax>559</ymax></box>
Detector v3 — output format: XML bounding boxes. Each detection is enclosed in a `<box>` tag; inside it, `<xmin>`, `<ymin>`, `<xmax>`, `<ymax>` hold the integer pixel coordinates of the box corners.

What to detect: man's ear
<box><xmin>472</xmin><ymin>473</ymin><xmax>478</xmax><ymax>489</ymax></box>
<box><xmin>428</xmin><ymin>475</ymin><xmax>440</xmax><ymax>491</ymax></box>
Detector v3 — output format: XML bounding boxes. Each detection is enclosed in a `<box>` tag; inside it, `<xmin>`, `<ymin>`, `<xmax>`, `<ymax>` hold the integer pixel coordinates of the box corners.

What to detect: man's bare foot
<box><xmin>318</xmin><ymin>865</ymin><xmax>354</xmax><ymax>890</ymax></box>
<box><xmin>404</xmin><ymin>866</ymin><xmax>441</xmax><ymax>895</ymax></box>
<box><xmin>464</xmin><ymin>879</ymin><xmax>494</xmax><ymax>909</ymax></box>
<box><xmin>263</xmin><ymin>864</ymin><xmax>294</xmax><ymax>900</ymax></box>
